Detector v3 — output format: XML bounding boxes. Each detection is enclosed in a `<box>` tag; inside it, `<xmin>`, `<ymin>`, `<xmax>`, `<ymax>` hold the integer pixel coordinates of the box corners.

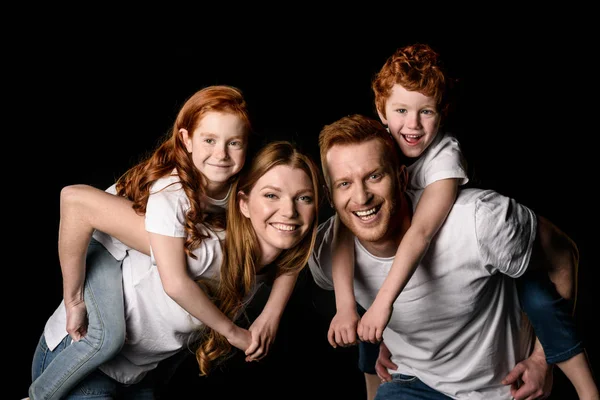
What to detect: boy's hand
<box><xmin>327</xmin><ymin>307</ymin><xmax>360</xmax><ymax>348</ymax></box>
<box><xmin>357</xmin><ymin>300</ymin><xmax>392</xmax><ymax>343</ymax></box>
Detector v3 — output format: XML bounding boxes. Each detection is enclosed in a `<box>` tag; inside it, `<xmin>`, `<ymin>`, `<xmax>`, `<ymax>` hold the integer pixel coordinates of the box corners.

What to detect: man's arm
<box><xmin>528</xmin><ymin>215</ymin><xmax>578</xmax><ymax>302</ymax></box>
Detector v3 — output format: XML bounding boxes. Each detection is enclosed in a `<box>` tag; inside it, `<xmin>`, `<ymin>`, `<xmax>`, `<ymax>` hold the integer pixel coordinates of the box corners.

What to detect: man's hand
<box><xmin>65</xmin><ymin>300</ymin><xmax>88</xmax><ymax>341</ymax></box>
<box><xmin>375</xmin><ymin>341</ymin><xmax>398</xmax><ymax>383</ymax></box>
<box><xmin>502</xmin><ymin>350</ymin><xmax>552</xmax><ymax>400</ymax></box>
<box><xmin>327</xmin><ymin>307</ymin><xmax>360</xmax><ymax>348</ymax></box>
<box><xmin>357</xmin><ymin>301</ymin><xmax>392</xmax><ymax>343</ymax></box>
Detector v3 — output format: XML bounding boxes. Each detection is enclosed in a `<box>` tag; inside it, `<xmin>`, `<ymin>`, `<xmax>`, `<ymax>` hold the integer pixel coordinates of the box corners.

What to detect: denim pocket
<box><xmin>391</xmin><ymin>373</ymin><xmax>418</xmax><ymax>384</ymax></box>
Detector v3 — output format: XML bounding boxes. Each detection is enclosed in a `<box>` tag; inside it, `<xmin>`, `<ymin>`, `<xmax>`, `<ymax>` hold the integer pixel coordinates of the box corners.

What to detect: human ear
<box><xmin>238</xmin><ymin>191</ymin><xmax>250</xmax><ymax>218</ymax></box>
<box><xmin>179</xmin><ymin>129</ymin><xmax>192</xmax><ymax>153</ymax></box>
<box><xmin>377</xmin><ymin>108</ymin><xmax>388</xmax><ymax>125</ymax></box>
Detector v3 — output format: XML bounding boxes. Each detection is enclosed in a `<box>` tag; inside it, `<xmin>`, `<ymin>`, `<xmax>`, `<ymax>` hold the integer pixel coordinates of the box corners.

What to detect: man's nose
<box><xmin>352</xmin><ymin>182</ymin><xmax>372</xmax><ymax>205</ymax></box>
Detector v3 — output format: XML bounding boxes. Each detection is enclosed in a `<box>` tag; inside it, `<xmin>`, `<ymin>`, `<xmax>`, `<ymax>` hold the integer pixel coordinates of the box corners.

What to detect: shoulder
<box><xmin>466</xmin><ymin>189</ymin><xmax>537</xmax><ymax>277</ymax></box>
<box><xmin>150</xmin><ymin>172</ymin><xmax>183</xmax><ymax>194</ymax></box>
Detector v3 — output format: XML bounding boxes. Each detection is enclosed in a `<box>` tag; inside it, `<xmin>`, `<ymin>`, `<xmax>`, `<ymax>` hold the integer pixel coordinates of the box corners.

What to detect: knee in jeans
<box><xmin>85</xmin><ymin>325</ymin><xmax>125</xmax><ymax>358</ymax></box>
<box><xmin>519</xmin><ymin>276</ymin><xmax>561</xmax><ymax>313</ymax></box>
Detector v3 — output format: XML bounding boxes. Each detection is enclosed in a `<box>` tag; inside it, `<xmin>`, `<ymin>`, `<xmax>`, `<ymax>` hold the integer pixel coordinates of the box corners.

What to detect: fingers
<box><xmin>328</xmin><ymin>326</ymin><xmax>357</xmax><ymax>348</ymax></box>
<box><xmin>245</xmin><ymin>339</ymin><xmax>259</xmax><ymax>356</ymax></box>
<box><xmin>245</xmin><ymin>342</ymin><xmax>268</xmax><ymax>362</ymax></box>
<box><xmin>327</xmin><ymin>327</ymin><xmax>337</xmax><ymax>348</ymax></box>
<box><xmin>501</xmin><ymin>362</ymin><xmax>524</xmax><ymax>385</ymax></box>
<box><xmin>375</xmin><ymin>361</ymin><xmax>392</xmax><ymax>382</ymax></box>
<box><xmin>357</xmin><ymin>322</ymin><xmax>383</xmax><ymax>343</ymax></box>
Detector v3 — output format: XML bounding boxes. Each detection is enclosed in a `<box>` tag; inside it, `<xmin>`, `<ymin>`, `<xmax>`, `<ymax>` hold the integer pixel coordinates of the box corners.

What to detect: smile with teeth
<box><xmin>271</xmin><ymin>223</ymin><xmax>298</xmax><ymax>231</ymax></box>
<box><xmin>402</xmin><ymin>133</ymin><xmax>423</xmax><ymax>143</ymax></box>
<box><xmin>353</xmin><ymin>206</ymin><xmax>380</xmax><ymax>221</ymax></box>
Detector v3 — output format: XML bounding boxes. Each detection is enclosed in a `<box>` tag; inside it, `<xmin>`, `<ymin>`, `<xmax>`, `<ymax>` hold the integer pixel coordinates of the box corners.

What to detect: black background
<box><xmin>13</xmin><ymin>27</ymin><xmax>597</xmax><ymax>399</ymax></box>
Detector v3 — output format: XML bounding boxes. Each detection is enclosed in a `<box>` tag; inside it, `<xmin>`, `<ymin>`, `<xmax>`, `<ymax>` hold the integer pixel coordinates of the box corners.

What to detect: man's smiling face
<box><xmin>326</xmin><ymin>139</ymin><xmax>398</xmax><ymax>243</ymax></box>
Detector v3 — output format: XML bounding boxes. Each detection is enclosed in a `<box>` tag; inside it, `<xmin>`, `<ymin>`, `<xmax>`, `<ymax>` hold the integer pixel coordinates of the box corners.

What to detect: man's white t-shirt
<box><xmin>309</xmin><ymin>188</ymin><xmax>537</xmax><ymax>399</ymax></box>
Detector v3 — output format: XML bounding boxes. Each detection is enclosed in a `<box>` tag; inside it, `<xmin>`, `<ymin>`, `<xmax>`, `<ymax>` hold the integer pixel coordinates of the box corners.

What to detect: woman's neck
<box><xmin>258</xmin><ymin>248</ymin><xmax>282</xmax><ymax>271</ymax></box>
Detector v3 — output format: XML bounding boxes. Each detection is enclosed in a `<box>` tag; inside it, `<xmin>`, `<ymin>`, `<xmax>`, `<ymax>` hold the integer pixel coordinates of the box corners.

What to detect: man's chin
<box><xmin>345</xmin><ymin>224</ymin><xmax>385</xmax><ymax>243</ymax></box>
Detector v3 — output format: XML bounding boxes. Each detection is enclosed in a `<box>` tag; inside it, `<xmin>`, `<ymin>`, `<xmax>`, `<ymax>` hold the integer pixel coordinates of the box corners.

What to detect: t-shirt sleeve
<box><xmin>145</xmin><ymin>182</ymin><xmax>188</xmax><ymax>238</ymax></box>
<box><xmin>308</xmin><ymin>217</ymin><xmax>336</xmax><ymax>291</ymax></box>
<box><xmin>475</xmin><ymin>190</ymin><xmax>537</xmax><ymax>278</ymax></box>
<box><xmin>422</xmin><ymin>133</ymin><xmax>469</xmax><ymax>187</ymax></box>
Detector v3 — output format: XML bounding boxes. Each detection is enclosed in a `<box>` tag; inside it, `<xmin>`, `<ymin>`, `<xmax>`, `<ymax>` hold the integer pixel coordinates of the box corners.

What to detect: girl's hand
<box><xmin>65</xmin><ymin>300</ymin><xmax>88</xmax><ymax>341</ymax></box>
<box><xmin>225</xmin><ymin>325</ymin><xmax>253</xmax><ymax>352</ymax></box>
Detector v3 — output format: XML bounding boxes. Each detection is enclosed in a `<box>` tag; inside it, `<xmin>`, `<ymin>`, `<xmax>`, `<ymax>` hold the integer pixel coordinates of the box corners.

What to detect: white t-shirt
<box><xmin>44</xmin><ymin>174</ymin><xmax>229</xmax><ymax>384</ymax></box>
<box><xmin>407</xmin><ymin>131</ymin><xmax>469</xmax><ymax>190</ymax></box>
<box><xmin>309</xmin><ymin>188</ymin><xmax>537</xmax><ymax>399</ymax></box>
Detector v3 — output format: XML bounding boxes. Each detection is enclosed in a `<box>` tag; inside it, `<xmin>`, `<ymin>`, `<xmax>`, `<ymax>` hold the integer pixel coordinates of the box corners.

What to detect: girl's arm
<box><xmin>149</xmin><ymin>233</ymin><xmax>247</xmax><ymax>349</ymax></box>
<box><xmin>59</xmin><ymin>184</ymin><xmax>148</xmax><ymax>340</ymax></box>
<box><xmin>328</xmin><ymin>214</ymin><xmax>360</xmax><ymax>348</ymax></box>
<box><xmin>60</xmin><ymin>184</ymin><xmax>248</xmax><ymax>349</ymax></box>
<box><xmin>244</xmin><ymin>271</ymin><xmax>299</xmax><ymax>361</ymax></box>
<box><xmin>358</xmin><ymin>178</ymin><xmax>459</xmax><ymax>343</ymax></box>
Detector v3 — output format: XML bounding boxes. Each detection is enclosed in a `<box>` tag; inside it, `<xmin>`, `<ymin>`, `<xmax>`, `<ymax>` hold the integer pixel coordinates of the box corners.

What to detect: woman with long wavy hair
<box><xmin>28</xmin><ymin>84</ymin><xmax>321</xmax><ymax>399</ymax></box>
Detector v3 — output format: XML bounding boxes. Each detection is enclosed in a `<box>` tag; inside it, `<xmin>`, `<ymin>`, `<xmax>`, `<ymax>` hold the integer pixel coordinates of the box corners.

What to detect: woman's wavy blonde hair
<box><xmin>196</xmin><ymin>140</ymin><xmax>323</xmax><ymax>376</ymax></box>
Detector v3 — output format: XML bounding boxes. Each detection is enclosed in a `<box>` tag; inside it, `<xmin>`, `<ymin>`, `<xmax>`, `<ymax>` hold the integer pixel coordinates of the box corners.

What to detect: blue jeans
<box><xmin>374</xmin><ymin>374</ymin><xmax>452</xmax><ymax>400</ymax></box>
<box><xmin>31</xmin><ymin>334</ymin><xmax>188</xmax><ymax>399</ymax></box>
<box><xmin>30</xmin><ymin>239</ymin><xmax>126</xmax><ymax>399</ymax></box>
<box><xmin>517</xmin><ymin>269</ymin><xmax>583</xmax><ymax>364</ymax></box>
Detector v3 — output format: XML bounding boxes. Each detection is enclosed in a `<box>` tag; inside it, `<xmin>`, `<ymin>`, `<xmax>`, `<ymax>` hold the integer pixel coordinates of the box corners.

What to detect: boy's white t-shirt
<box><xmin>309</xmin><ymin>188</ymin><xmax>536</xmax><ymax>399</ymax></box>
<box><xmin>407</xmin><ymin>131</ymin><xmax>469</xmax><ymax>190</ymax></box>
<box><xmin>44</xmin><ymin>173</ymin><xmax>229</xmax><ymax>384</ymax></box>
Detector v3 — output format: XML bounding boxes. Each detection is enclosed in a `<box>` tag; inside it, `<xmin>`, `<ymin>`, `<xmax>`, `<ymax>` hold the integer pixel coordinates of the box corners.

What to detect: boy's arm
<box><xmin>245</xmin><ymin>271</ymin><xmax>299</xmax><ymax>361</ymax></box>
<box><xmin>328</xmin><ymin>214</ymin><xmax>361</xmax><ymax>347</ymax></box>
<box><xmin>358</xmin><ymin>178</ymin><xmax>459</xmax><ymax>343</ymax></box>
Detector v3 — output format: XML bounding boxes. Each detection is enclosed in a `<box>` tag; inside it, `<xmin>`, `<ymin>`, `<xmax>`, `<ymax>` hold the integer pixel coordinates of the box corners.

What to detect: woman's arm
<box><xmin>244</xmin><ymin>271</ymin><xmax>300</xmax><ymax>361</ymax></box>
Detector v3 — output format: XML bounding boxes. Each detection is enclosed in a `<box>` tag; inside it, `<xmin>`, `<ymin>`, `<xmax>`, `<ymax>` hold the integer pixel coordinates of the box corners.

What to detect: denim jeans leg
<box><xmin>29</xmin><ymin>240</ymin><xmax>126</xmax><ymax>399</ymax></box>
<box><xmin>517</xmin><ymin>269</ymin><xmax>583</xmax><ymax>364</ymax></box>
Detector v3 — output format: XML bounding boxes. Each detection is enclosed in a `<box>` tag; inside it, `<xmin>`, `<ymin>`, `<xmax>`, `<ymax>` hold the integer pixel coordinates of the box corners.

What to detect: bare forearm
<box><xmin>331</xmin><ymin>215</ymin><xmax>356</xmax><ymax>311</ymax></box>
<box><xmin>375</xmin><ymin>230</ymin><xmax>429</xmax><ymax>307</ymax></box>
<box><xmin>58</xmin><ymin>186</ymin><xmax>94</xmax><ymax>304</ymax></box>
<box><xmin>261</xmin><ymin>272</ymin><xmax>298</xmax><ymax>320</ymax></box>
<box><xmin>167</xmin><ymin>278</ymin><xmax>237</xmax><ymax>338</ymax></box>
